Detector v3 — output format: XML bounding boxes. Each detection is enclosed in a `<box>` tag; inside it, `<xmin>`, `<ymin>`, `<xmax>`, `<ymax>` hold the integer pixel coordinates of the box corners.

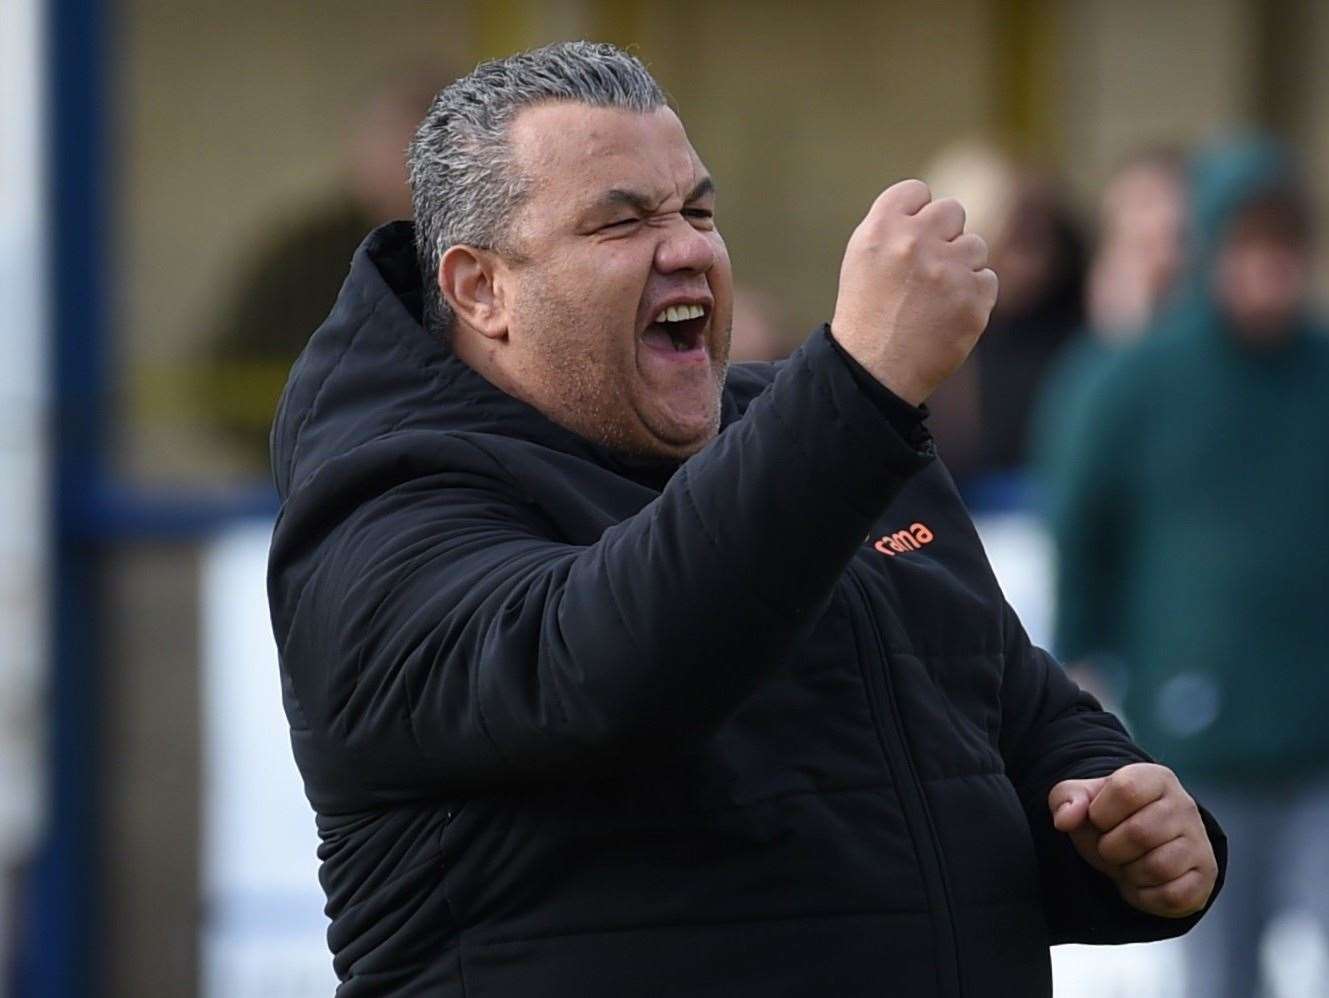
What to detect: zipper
<box><xmin>846</xmin><ymin>568</ymin><xmax>963</xmax><ymax>998</ymax></box>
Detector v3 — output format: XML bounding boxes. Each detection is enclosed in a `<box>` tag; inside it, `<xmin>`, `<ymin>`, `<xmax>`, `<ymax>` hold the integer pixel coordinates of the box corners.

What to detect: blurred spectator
<box><xmin>1033</xmin><ymin>146</ymin><xmax>1189</xmax><ymax>525</ymax></box>
<box><xmin>976</xmin><ymin>172</ymin><xmax>1086</xmax><ymax>472</ymax></box>
<box><xmin>1085</xmin><ymin>146</ymin><xmax>1189</xmax><ymax>341</ymax></box>
<box><xmin>1047</xmin><ymin>137</ymin><xmax>1329</xmax><ymax>998</ymax></box>
<box><xmin>728</xmin><ymin>284</ymin><xmax>791</xmax><ymax>362</ymax></box>
<box><xmin>201</xmin><ymin>68</ymin><xmax>454</xmax><ymax>474</ymax></box>
<box><xmin>924</xmin><ymin>141</ymin><xmax>1087</xmax><ymax>491</ymax></box>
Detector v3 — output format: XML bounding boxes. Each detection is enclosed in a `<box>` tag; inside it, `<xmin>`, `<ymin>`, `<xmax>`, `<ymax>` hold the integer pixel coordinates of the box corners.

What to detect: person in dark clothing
<box><xmin>1046</xmin><ymin>137</ymin><xmax>1329</xmax><ymax>998</ymax></box>
<box><xmin>202</xmin><ymin>70</ymin><xmax>451</xmax><ymax>472</ymax></box>
<box><xmin>971</xmin><ymin>175</ymin><xmax>1087</xmax><ymax>476</ymax></box>
<box><xmin>267</xmin><ymin>42</ymin><xmax>1223</xmax><ymax>997</ymax></box>
<box><xmin>922</xmin><ymin>143</ymin><xmax>1087</xmax><ymax>495</ymax></box>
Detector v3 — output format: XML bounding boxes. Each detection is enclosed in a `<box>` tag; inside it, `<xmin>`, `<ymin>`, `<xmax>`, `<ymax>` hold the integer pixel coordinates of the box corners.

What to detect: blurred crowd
<box><xmin>925</xmin><ymin>132</ymin><xmax>1329</xmax><ymax>997</ymax></box>
<box><xmin>925</xmin><ymin>133</ymin><xmax>1329</xmax><ymax>997</ymax></box>
<box><xmin>190</xmin><ymin>74</ymin><xmax>1329</xmax><ymax>997</ymax></box>
<box><xmin>1035</xmin><ymin>135</ymin><xmax>1329</xmax><ymax>998</ymax></box>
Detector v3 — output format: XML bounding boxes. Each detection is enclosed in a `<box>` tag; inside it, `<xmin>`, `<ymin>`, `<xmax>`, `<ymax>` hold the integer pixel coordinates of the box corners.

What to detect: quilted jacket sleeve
<box><xmin>270</xmin><ymin>329</ymin><xmax>930</xmax><ymax>803</ymax></box>
<box><xmin>997</xmin><ymin>602</ymin><xmax>1227</xmax><ymax>944</ymax></box>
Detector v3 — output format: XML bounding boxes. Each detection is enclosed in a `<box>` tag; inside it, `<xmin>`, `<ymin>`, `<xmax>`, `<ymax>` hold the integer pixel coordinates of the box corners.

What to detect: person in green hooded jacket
<box><xmin>1045</xmin><ymin>137</ymin><xmax>1329</xmax><ymax>997</ymax></box>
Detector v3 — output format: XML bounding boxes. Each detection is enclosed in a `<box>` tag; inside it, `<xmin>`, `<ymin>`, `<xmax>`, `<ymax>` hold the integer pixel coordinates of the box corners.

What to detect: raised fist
<box><xmin>831</xmin><ymin>179</ymin><xmax>998</xmax><ymax>405</ymax></box>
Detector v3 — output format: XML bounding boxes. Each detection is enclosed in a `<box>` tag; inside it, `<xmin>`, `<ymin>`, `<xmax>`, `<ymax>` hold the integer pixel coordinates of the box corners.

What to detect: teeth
<box><xmin>653</xmin><ymin>303</ymin><xmax>706</xmax><ymax>324</ymax></box>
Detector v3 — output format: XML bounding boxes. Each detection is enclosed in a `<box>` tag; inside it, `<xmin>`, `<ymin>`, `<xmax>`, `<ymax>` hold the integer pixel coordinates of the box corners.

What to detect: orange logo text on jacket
<box><xmin>868</xmin><ymin>522</ymin><xmax>934</xmax><ymax>557</ymax></box>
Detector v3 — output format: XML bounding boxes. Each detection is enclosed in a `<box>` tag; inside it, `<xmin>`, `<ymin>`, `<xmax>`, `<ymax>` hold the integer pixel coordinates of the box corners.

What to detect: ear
<box><xmin>439</xmin><ymin>244</ymin><xmax>509</xmax><ymax>339</ymax></box>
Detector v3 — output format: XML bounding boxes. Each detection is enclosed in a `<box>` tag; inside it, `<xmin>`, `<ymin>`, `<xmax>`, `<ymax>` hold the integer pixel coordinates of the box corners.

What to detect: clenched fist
<box><xmin>1049</xmin><ymin>763</ymin><xmax>1219</xmax><ymax>919</ymax></box>
<box><xmin>831</xmin><ymin>179</ymin><xmax>999</xmax><ymax>405</ymax></box>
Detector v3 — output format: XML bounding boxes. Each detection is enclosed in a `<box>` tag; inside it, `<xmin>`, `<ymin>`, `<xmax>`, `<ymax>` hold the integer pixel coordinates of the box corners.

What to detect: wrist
<box><xmin>823</xmin><ymin>326</ymin><xmax>934</xmax><ymax>455</ymax></box>
<box><xmin>827</xmin><ymin>324</ymin><xmax>930</xmax><ymax>406</ymax></box>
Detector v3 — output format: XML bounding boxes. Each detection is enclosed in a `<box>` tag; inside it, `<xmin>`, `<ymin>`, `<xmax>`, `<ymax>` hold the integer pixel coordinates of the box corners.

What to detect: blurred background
<box><xmin>6</xmin><ymin>0</ymin><xmax>1329</xmax><ymax>995</ymax></box>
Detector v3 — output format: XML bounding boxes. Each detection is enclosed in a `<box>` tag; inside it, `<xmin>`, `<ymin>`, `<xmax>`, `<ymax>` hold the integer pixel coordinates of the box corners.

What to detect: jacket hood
<box><xmin>270</xmin><ymin>221</ymin><xmax>740</xmax><ymax>499</ymax></box>
<box><xmin>1187</xmin><ymin>135</ymin><xmax>1296</xmax><ymax>282</ymax></box>
<box><xmin>1141</xmin><ymin>135</ymin><xmax>1318</xmax><ymax>348</ymax></box>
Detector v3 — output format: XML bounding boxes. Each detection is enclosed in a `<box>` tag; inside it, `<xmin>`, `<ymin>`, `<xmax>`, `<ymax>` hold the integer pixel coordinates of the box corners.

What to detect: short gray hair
<box><xmin>407</xmin><ymin>41</ymin><xmax>669</xmax><ymax>337</ymax></box>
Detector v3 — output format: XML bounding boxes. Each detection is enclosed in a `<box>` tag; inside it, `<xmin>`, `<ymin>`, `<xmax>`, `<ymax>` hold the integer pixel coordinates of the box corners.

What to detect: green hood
<box><xmin>1191</xmin><ymin>136</ymin><xmax>1294</xmax><ymax>270</ymax></box>
<box><xmin>1174</xmin><ymin>135</ymin><xmax>1308</xmax><ymax>332</ymax></box>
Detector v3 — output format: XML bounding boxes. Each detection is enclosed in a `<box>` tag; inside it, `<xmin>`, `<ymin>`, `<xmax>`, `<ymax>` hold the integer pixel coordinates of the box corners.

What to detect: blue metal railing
<box><xmin>16</xmin><ymin>3</ymin><xmax>279</xmax><ymax>995</ymax></box>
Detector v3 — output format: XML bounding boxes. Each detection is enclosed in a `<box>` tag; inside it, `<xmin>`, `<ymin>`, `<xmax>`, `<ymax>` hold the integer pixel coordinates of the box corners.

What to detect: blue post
<box><xmin>18</xmin><ymin>0</ymin><xmax>111</xmax><ymax>995</ymax></box>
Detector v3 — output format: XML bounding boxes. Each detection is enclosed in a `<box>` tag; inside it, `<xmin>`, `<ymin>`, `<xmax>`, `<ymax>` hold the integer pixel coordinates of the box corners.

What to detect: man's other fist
<box><xmin>831</xmin><ymin>179</ymin><xmax>999</xmax><ymax>405</ymax></box>
<box><xmin>1049</xmin><ymin>763</ymin><xmax>1218</xmax><ymax>919</ymax></box>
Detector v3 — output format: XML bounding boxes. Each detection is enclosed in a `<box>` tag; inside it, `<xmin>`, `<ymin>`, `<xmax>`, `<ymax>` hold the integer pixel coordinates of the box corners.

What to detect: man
<box><xmin>1048</xmin><ymin>137</ymin><xmax>1329</xmax><ymax>998</ymax></box>
<box><xmin>268</xmin><ymin>42</ymin><xmax>1223</xmax><ymax>997</ymax></box>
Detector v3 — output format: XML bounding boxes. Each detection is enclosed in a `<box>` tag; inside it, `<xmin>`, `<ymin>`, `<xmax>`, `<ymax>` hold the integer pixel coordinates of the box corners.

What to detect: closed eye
<box><xmin>600</xmin><ymin>217</ymin><xmax>639</xmax><ymax>232</ymax></box>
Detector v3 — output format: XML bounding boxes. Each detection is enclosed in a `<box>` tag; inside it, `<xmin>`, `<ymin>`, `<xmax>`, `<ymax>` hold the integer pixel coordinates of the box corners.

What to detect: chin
<box><xmin>646</xmin><ymin>375</ymin><xmax>726</xmax><ymax>456</ymax></box>
<box><xmin>651</xmin><ymin>414</ymin><xmax>721</xmax><ymax>458</ymax></box>
<box><xmin>661</xmin><ymin>435</ymin><xmax>713</xmax><ymax>459</ymax></box>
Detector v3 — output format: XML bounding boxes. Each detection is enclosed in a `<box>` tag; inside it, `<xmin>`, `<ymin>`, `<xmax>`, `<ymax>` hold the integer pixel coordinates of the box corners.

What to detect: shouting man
<box><xmin>268</xmin><ymin>42</ymin><xmax>1223</xmax><ymax>997</ymax></box>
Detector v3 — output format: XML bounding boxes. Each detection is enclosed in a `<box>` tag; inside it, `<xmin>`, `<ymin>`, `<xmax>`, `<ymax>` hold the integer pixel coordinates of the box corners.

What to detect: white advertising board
<box><xmin>0</xmin><ymin>0</ymin><xmax>48</xmax><ymax>990</ymax></box>
<box><xmin>200</xmin><ymin>520</ymin><xmax>337</xmax><ymax>998</ymax></box>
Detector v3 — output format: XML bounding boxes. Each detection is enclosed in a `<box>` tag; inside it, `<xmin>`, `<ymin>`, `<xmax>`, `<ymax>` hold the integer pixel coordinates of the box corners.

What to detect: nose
<box><xmin>654</xmin><ymin>217</ymin><xmax>716</xmax><ymax>275</ymax></box>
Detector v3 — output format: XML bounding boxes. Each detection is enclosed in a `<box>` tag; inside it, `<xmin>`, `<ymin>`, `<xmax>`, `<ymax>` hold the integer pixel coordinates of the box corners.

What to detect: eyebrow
<box><xmin>686</xmin><ymin>176</ymin><xmax>716</xmax><ymax>203</ymax></box>
<box><xmin>589</xmin><ymin>175</ymin><xmax>717</xmax><ymax>217</ymax></box>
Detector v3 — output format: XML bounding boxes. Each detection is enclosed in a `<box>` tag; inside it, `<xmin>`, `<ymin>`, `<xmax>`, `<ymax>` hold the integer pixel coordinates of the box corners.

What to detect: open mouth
<box><xmin>641</xmin><ymin>303</ymin><xmax>709</xmax><ymax>355</ymax></box>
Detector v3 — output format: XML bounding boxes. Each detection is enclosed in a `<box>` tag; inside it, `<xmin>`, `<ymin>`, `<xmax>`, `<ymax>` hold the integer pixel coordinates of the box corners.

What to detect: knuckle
<box><xmin>1154</xmin><ymin>763</ymin><xmax>1178</xmax><ymax>783</ymax></box>
<box><xmin>851</xmin><ymin>218</ymin><xmax>881</xmax><ymax>247</ymax></box>
<box><xmin>850</xmin><ymin>235</ymin><xmax>882</xmax><ymax>261</ymax></box>
<box><xmin>978</xmin><ymin>268</ymin><xmax>999</xmax><ymax>298</ymax></box>
<box><xmin>1111</xmin><ymin>771</ymin><xmax>1150</xmax><ymax>810</ymax></box>
<box><xmin>1105</xmin><ymin>829</ymin><xmax>1137</xmax><ymax>861</ymax></box>
<box><xmin>1122</xmin><ymin>818</ymin><xmax>1153</xmax><ymax>850</ymax></box>
<box><xmin>1096</xmin><ymin>838</ymin><xmax>1123</xmax><ymax>866</ymax></box>
<box><xmin>869</xmin><ymin>188</ymin><xmax>895</xmax><ymax>215</ymax></box>
<box><xmin>902</xmin><ymin>178</ymin><xmax>931</xmax><ymax>200</ymax></box>
<box><xmin>891</xmin><ymin>232</ymin><xmax>921</xmax><ymax>260</ymax></box>
<box><xmin>1146</xmin><ymin>763</ymin><xmax>1175</xmax><ymax>789</ymax></box>
<box><xmin>957</xmin><ymin>233</ymin><xmax>987</xmax><ymax>263</ymax></box>
<box><xmin>1160</xmin><ymin>879</ymin><xmax>1196</xmax><ymax>912</ymax></box>
<box><xmin>859</xmin><ymin>205</ymin><xmax>889</xmax><ymax>234</ymax></box>
<box><xmin>972</xmin><ymin>288</ymin><xmax>994</xmax><ymax>317</ymax></box>
<box><xmin>875</xmin><ymin>178</ymin><xmax>930</xmax><ymax>214</ymax></box>
<box><xmin>1141</xmin><ymin>849</ymin><xmax>1176</xmax><ymax>882</ymax></box>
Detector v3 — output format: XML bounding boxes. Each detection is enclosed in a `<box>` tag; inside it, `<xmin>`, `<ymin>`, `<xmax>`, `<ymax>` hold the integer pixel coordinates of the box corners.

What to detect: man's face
<box><xmin>1213</xmin><ymin>205</ymin><xmax>1310</xmax><ymax>346</ymax></box>
<box><xmin>491</xmin><ymin>102</ymin><xmax>733</xmax><ymax>460</ymax></box>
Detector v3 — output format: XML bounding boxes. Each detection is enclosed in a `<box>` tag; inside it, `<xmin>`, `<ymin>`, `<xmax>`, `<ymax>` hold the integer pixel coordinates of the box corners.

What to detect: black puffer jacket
<box><xmin>268</xmin><ymin>223</ymin><xmax>1223</xmax><ymax>997</ymax></box>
